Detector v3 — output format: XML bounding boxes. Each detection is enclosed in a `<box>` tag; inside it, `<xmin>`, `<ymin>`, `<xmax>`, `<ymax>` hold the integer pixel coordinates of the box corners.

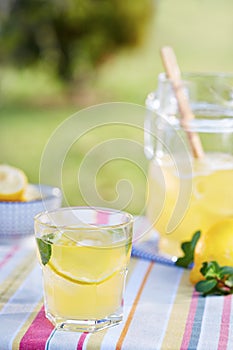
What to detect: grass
<box><xmin>1</xmin><ymin>0</ymin><xmax>233</xmax><ymax>214</ymax></box>
<box><xmin>0</xmin><ymin>104</ymin><xmax>75</xmax><ymax>183</ymax></box>
<box><xmin>0</xmin><ymin>103</ymin><xmax>147</xmax><ymax>214</ymax></box>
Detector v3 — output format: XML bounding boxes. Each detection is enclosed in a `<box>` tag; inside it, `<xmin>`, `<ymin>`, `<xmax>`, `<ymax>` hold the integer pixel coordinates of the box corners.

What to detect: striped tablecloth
<box><xmin>0</xmin><ymin>219</ymin><xmax>233</xmax><ymax>350</ymax></box>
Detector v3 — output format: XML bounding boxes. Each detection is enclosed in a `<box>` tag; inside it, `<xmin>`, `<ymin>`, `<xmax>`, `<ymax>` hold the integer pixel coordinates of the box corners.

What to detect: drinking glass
<box><xmin>145</xmin><ymin>72</ymin><xmax>233</xmax><ymax>258</ymax></box>
<box><xmin>34</xmin><ymin>206</ymin><xmax>133</xmax><ymax>332</ymax></box>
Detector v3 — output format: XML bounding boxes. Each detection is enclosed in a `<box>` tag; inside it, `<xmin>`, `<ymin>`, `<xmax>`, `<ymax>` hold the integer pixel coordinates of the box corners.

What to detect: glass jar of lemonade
<box><xmin>145</xmin><ymin>73</ymin><xmax>233</xmax><ymax>258</ymax></box>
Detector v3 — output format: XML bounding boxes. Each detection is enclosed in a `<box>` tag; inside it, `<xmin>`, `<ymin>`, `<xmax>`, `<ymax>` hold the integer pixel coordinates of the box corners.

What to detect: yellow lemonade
<box><xmin>37</xmin><ymin>229</ymin><xmax>132</xmax><ymax>324</ymax></box>
<box><xmin>146</xmin><ymin>152</ymin><xmax>233</xmax><ymax>257</ymax></box>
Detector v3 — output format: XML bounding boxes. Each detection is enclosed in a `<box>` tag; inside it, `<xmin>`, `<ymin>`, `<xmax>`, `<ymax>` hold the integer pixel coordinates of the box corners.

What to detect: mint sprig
<box><xmin>195</xmin><ymin>261</ymin><xmax>233</xmax><ymax>296</ymax></box>
<box><xmin>36</xmin><ymin>234</ymin><xmax>54</xmax><ymax>265</ymax></box>
<box><xmin>175</xmin><ymin>231</ymin><xmax>201</xmax><ymax>268</ymax></box>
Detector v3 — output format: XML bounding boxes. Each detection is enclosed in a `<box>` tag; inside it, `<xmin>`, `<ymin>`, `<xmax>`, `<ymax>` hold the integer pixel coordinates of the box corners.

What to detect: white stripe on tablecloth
<box><xmin>120</xmin><ymin>264</ymin><xmax>183</xmax><ymax>350</ymax></box>
<box><xmin>196</xmin><ymin>295</ymin><xmax>223</xmax><ymax>350</ymax></box>
<box><xmin>0</xmin><ymin>263</ymin><xmax>43</xmax><ymax>349</ymax></box>
<box><xmin>82</xmin><ymin>334</ymin><xmax>91</xmax><ymax>350</ymax></box>
<box><xmin>100</xmin><ymin>258</ymin><xmax>152</xmax><ymax>350</ymax></box>
<box><xmin>46</xmin><ymin>328</ymin><xmax>90</xmax><ymax>350</ymax></box>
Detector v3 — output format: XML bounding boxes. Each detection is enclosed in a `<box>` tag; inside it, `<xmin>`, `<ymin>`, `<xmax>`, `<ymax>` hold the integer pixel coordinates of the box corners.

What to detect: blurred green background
<box><xmin>0</xmin><ymin>0</ymin><xmax>233</xmax><ymax>214</ymax></box>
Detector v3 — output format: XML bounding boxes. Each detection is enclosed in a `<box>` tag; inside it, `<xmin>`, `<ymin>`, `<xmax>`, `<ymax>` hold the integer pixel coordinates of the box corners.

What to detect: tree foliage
<box><xmin>0</xmin><ymin>0</ymin><xmax>155</xmax><ymax>81</ymax></box>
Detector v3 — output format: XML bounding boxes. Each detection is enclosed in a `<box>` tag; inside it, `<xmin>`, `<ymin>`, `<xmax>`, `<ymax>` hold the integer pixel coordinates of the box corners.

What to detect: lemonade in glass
<box><xmin>34</xmin><ymin>207</ymin><xmax>133</xmax><ymax>332</ymax></box>
<box><xmin>145</xmin><ymin>73</ymin><xmax>233</xmax><ymax>257</ymax></box>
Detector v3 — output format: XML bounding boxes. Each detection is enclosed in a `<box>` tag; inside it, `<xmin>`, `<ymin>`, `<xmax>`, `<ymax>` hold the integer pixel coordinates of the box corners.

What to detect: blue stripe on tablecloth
<box><xmin>187</xmin><ymin>294</ymin><xmax>206</xmax><ymax>350</ymax></box>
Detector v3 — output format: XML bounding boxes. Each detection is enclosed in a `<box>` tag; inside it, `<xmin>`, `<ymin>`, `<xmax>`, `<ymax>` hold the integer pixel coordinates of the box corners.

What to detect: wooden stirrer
<box><xmin>160</xmin><ymin>46</ymin><xmax>204</xmax><ymax>159</ymax></box>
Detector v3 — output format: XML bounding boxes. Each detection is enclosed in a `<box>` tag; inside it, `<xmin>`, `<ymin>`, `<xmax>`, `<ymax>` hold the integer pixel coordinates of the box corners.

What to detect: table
<box><xmin>0</xmin><ymin>218</ymin><xmax>232</xmax><ymax>350</ymax></box>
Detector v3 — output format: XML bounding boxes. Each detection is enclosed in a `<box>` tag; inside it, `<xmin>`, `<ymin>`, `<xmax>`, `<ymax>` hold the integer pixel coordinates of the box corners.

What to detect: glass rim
<box><xmin>158</xmin><ymin>71</ymin><xmax>233</xmax><ymax>83</ymax></box>
<box><xmin>34</xmin><ymin>206</ymin><xmax>134</xmax><ymax>231</ymax></box>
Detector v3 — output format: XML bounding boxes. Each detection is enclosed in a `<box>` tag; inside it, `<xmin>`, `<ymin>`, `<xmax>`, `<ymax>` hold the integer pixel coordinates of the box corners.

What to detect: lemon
<box><xmin>22</xmin><ymin>184</ymin><xmax>41</xmax><ymax>201</ymax></box>
<box><xmin>0</xmin><ymin>164</ymin><xmax>28</xmax><ymax>201</ymax></box>
<box><xmin>47</xmin><ymin>260</ymin><xmax>118</xmax><ymax>285</ymax></box>
<box><xmin>190</xmin><ymin>219</ymin><xmax>233</xmax><ymax>284</ymax></box>
<box><xmin>47</xmin><ymin>231</ymin><xmax>128</xmax><ymax>284</ymax></box>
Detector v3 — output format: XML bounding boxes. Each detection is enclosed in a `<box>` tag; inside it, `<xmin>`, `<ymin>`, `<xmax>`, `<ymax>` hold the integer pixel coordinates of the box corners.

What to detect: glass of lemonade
<box><xmin>145</xmin><ymin>73</ymin><xmax>233</xmax><ymax>258</ymax></box>
<box><xmin>34</xmin><ymin>207</ymin><xmax>133</xmax><ymax>332</ymax></box>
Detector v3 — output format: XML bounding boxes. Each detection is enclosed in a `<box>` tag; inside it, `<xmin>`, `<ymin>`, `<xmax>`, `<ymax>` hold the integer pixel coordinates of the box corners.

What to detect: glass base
<box><xmin>46</xmin><ymin>312</ymin><xmax>123</xmax><ymax>333</ymax></box>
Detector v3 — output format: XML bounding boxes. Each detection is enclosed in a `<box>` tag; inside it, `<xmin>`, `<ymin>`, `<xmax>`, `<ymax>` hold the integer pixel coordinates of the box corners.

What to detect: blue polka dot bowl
<box><xmin>0</xmin><ymin>185</ymin><xmax>62</xmax><ymax>242</ymax></box>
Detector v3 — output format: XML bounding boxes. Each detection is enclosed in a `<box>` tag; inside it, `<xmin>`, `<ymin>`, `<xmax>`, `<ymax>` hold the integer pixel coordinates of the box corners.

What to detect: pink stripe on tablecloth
<box><xmin>217</xmin><ymin>295</ymin><xmax>232</xmax><ymax>350</ymax></box>
<box><xmin>77</xmin><ymin>332</ymin><xmax>88</xmax><ymax>350</ymax></box>
<box><xmin>0</xmin><ymin>245</ymin><xmax>19</xmax><ymax>269</ymax></box>
<box><xmin>19</xmin><ymin>305</ymin><xmax>54</xmax><ymax>350</ymax></box>
<box><xmin>96</xmin><ymin>209</ymin><xmax>109</xmax><ymax>224</ymax></box>
<box><xmin>180</xmin><ymin>290</ymin><xmax>199</xmax><ymax>349</ymax></box>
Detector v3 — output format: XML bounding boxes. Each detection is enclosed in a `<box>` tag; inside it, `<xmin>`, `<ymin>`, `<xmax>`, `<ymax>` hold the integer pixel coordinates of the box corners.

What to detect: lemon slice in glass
<box><xmin>46</xmin><ymin>230</ymin><xmax>128</xmax><ymax>284</ymax></box>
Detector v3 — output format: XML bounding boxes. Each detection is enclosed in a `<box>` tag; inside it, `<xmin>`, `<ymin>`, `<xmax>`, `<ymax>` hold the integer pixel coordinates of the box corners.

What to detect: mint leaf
<box><xmin>175</xmin><ymin>231</ymin><xmax>201</xmax><ymax>268</ymax></box>
<box><xmin>219</xmin><ymin>266</ymin><xmax>233</xmax><ymax>277</ymax></box>
<box><xmin>200</xmin><ymin>261</ymin><xmax>220</xmax><ymax>279</ymax></box>
<box><xmin>195</xmin><ymin>279</ymin><xmax>217</xmax><ymax>294</ymax></box>
<box><xmin>36</xmin><ymin>238</ymin><xmax>52</xmax><ymax>265</ymax></box>
<box><xmin>225</xmin><ymin>275</ymin><xmax>233</xmax><ymax>288</ymax></box>
<box><xmin>195</xmin><ymin>261</ymin><xmax>233</xmax><ymax>296</ymax></box>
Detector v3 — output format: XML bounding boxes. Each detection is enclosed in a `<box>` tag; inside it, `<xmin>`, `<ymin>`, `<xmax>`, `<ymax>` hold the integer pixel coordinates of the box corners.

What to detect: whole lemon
<box><xmin>190</xmin><ymin>219</ymin><xmax>233</xmax><ymax>284</ymax></box>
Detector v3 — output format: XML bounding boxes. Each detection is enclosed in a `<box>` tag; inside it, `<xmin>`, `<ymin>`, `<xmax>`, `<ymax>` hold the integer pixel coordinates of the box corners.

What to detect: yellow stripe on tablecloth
<box><xmin>12</xmin><ymin>297</ymin><xmax>43</xmax><ymax>350</ymax></box>
<box><xmin>0</xmin><ymin>252</ymin><xmax>37</xmax><ymax>311</ymax></box>
<box><xmin>85</xmin><ymin>330</ymin><xmax>107</xmax><ymax>350</ymax></box>
<box><xmin>161</xmin><ymin>269</ymin><xmax>193</xmax><ymax>349</ymax></box>
<box><xmin>85</xmin><ymin>258</ymin><xmax>138</xmax><ymax>350</ymax></box>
